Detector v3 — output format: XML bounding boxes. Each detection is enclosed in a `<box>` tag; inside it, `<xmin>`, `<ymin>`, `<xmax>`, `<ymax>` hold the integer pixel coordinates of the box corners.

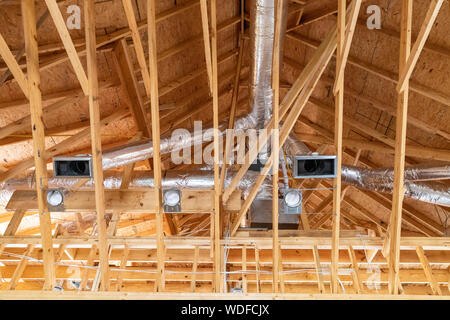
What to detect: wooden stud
<box><xmin>242</xmin><ymin>245</ymin><xmax>247</xmax><ymax>294</ymax></box>
<box><xmin>331</xmin><ymin>0</ymin><xmax>345</xmax><ymax>294</ymax></box>
<box><xmin>80</xmin><ymin>244</ymin><xmax>97</xmax><ymax>290</ymax></box>
<box><xmin>84</xmin><ymin>0</ymin><xmax>109</xmax><ymax>291</ymax></box>
<box><xmin>348</xmin><ymin>246</ymin><xmax>363</xmax><ymax>294</ymax></box>
<box><xmin>312</xmin><ymin>246</ymin><xmax>326</xmax><ymax>293</ymax></box>
<box><xmin>210</xmin><ymin>0</ymin><xmax>221</xmax><ymax>293</ymax></box>
<box><xmin>147</xmin><ymin>0</ymin><xmax>165</xmax><ymax>292</ymax></box>
<box><xmin>388</xmin><ymin>0</ymin><xmax>412</xmax><ymax>296</ymax></box>
<box><xmin>271</xmin><ymin>0</ymin><xmax>285</xmax><ymax>294</ymax></box>
<box><xmin>21</xmin><ymin>0</ymin><xmax>56</xmax><ymax>291</ymax></box>
<box><xmin>191</xmin><ymin>246</ymin><xmax>199</xmax><ymax>292</ymax></box>
<box><xmin>255</xmin><ymin>247</ymin><xmax>260</xmax><ymax>293</ymax></box>
<box><xmin>116</xmin><ymin>245</ymin><xmax>129</xmax><ymax>291</ymax></box>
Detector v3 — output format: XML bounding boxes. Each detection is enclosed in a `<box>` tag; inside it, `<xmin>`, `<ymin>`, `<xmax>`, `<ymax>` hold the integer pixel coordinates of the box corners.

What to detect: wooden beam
<box><xmin>115</xmin><ymin>244</ymin><xmax>129</xmax><ymax>291</ymax></box>
<box><xmin>199</xmin><ymin>0</ymin><xmax>213</xmax><ymax>94</ymax></box>
<box><xmin>0</xmin><ymin>32</ymin><xmax>29</xmax><ymax>98</ymax></box>
<box><xmin>84</xmin><ymin>0</ymin><xmax>109</xmax><ymax>291</ymax></box>
<box><xmin>271</xmin><ymin>0</ymin><xmax>285</xmax><ymax>294</ymax></box>
<box><xmin>396</xmin><ymin>0</ymin><xmax>444</xmax><ymax>92</ymax></box>
<box><xmin>298</xmin><ymin>133</ymin><xmax>450</xmax><ymax>162</ymax></box>
<box><xmin>80</xmin><ymin>244</ymin><xmax>97</xmax><ymax>290</ymax></box>
<box><xmin>348</xmin><ymin>245</ymin><xmax>363</xmax><ymax>294</ymax></box>
<box><xmin>416</xmin><ymin>246</ymin><xmax>442</xmax><ymax>295</ymax></box>
<box><xmin>242</xmin><ymin>245</ymin><xmax>248</xmax><ymax>294</ymax></box>
<box><xmin>312</xmin><ymin>246</ymin><xmax>326</xmax><ymax>293</ymax></box>
<box><xmin>191</xmin><ymin>246</ymin><xmax>199</xmax><ymax>292</ymax></box>
<box><xmin>0</xmin><ymin>80</ymin><xmax>112</xmax><ymax>142</ymax></box>
<box><xmin>113</xmin><ymin>39</ymin><xmax>151</xmax><ymax>138</ymax></box>
<box><xmin>286</xmin><ymin>32</ymin><xmax>450</xmax><ymax>106</ymax></box>
<box><xmin>219</xmin><ymin>35</ymin><xmax>245</xmax><ymax>192</ymax></box>
<box><xmin>0</xmin><ymin>209</ymin><xmax>25</xmax><ymax>258</ymax></box>
<box><xmin>333</xmin><ymin>0</ymin><xmax>362</xmax><ymax>94</ymax></box>
<box><xmin>21</xmin><ymin>0</ymin><xmax>56</xmax><ymax>291</ymax></box>
<box><xmin>0</xmin><ymin>290</ymin><xmax>449</xmax><ymax>299</ymax></box>
<box><xmin>121</xmin><ymin>0</ymin><xmax>152</xmax><ymax>95</ymax></box>
<box><xmin>147</xmin><ymin>0</ymin><xmax>165</xmax><ymax>292</ymax></box>
<box><xmin>7</xmin><ymin>189</ymin><xmax>242</xmax><ymax>213</ymax></box>
<box><xmin>388</xmin><ymin>0</ymin><xmax>412</xmax><ymax>296</ymax></box>
<box><xmin>255</xmin><ymin>247</ymin><xmax>261</xmax><ymax>293</ymax></box>
<box><xmin>330</xmin><ymin>0</ymin><xmax>346</xmax><ymax>294</ymax></box>
<box><xmin>7</xmin><ymin>244</ymin><xmax>34</xmax><ymax>290</ymax></box>
<box><xmin>0</xmin><ymin>2</ymin><xmax>54</xmax><ymax>87</ymax></box>
<box><xmin>210</xmin><ymin>0</ymin><xmax>221</xmax><ymax>293</ymax></box>
<box><xmin>44</xmin><ymin>0</ymin><xmax>88</xmax><ymax>95</ymax></box>
<box><xmin>284</xmin><ymin>55</ymin><xmax>450</xmax><ymax>141</ymax></box>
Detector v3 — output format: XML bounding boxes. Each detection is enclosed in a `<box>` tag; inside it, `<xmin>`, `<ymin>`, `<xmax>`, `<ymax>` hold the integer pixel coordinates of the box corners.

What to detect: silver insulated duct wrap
<box><xmin>341</xmin><ymin>165</ymin><xmax>450</xmax><ymax>206</ymax></box>
<box><xmin>281</xmin><ymin>135</ymin><xmax>450</xmax><ymax>206</ymax></box>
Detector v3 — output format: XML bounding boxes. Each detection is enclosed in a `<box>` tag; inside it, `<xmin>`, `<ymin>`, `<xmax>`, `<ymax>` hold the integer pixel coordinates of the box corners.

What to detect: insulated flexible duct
<box><xmin>282</xmin><ymin>137</ymin><xmax>450</xmax><ymax>206</ymax></box>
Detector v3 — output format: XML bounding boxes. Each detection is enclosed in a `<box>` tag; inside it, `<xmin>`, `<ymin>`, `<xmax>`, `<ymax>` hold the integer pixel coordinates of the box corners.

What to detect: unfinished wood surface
<box><xmin>21</xmin><ymin>0</ymin><xmax>56</xmax><ymax>291</ymax></box>
<box><xmin>388</xmin><ymin>0</ymin><xmax>413</xmax><ymax>296</ymax></box>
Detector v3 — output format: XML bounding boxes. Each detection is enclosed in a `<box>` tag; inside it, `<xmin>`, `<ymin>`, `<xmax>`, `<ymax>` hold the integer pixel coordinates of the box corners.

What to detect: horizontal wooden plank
<box><xmin>6</xmin><ymin>189</ymin><xmax>241</xmax><ymax>213</ymax></box>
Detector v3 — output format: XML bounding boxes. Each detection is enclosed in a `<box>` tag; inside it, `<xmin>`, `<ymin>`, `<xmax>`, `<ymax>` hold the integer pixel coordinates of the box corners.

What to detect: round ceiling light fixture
<box><xmin>47</xmin><ymin>189</ymin><xmax>64</xmax><ymax>207</ymax></box>
<box><xmin>164</xmin><ymin>189</ymin><xmax>181</xmax><ymax>207</ymax></box>
<box><xmin>284</xmin><ymin>189</ymin><xmax>301</xmax><ymax>208</ymax></box>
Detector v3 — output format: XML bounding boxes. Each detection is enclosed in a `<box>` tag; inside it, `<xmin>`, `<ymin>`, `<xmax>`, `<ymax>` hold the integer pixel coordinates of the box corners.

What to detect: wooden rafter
<box><xmin>199</xmin><ymin>0</ymin><xmax>213</xmax><ymax>94</ymax></box>
<box><xmin>396</xmin><ymin>0</ymin><xmax>444</xmax><ymax>92</ymax></box>
<box><xmin>121</xmin><ymin>0</ymin><xmax>152</xmax><ymax>95</ymax></box>
<box><xmin>0</xmin><ymin>33</ymin><xmax>29</xmax><ymax>98</ymax></box>
<box><xmin>333</xmin><ymin>0</ymin><xmax>362</xmax><ymax>94</ymax></box>
<box><xmin>113</xmin><ymin>39</ymin><xmax>152</xmax><ymax>138</ymax></box>
<box><xmin>286</xmin><ymin>32</ymin><xmax>450</xmax><ymax>107</ymax></box>
<box><xmin>44</xmin><ymin>0</ymin><xmax>89</xmax><ymax>95</ymax></box>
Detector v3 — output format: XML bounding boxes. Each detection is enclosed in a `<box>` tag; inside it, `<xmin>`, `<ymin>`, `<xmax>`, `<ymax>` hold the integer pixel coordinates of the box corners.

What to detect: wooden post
<box><xmin>84</xmin><ymin>0</ymin><xmax>110</xmax><ymax>291</ymax></box>
<box><xmin>147</xmin><ymin>0</ymin><xmax>165</xmax><ymax>292</ymax></box>
<box><xmin>388</xmin><ymin>0</ymin><xmax>412</xmax><ymax>295</ymax></box>
<box><xmin>331</xmin><ymin>0</ymin><xmax>345</xmax><ymax>294</ymax></box>
<box><xmin>271</xmin><ymin>0</ymin><xmax>284</xmax><ymax>294</ymax></box>
<box><xmin>210</xmin><ymin>0</ymin><xmax>222</xmax><ymax>293</ymax></box>
<box><xmin>21</xmin><ymin>0</ymin><xmax>56</xmax><ymax>290</ymax></box>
